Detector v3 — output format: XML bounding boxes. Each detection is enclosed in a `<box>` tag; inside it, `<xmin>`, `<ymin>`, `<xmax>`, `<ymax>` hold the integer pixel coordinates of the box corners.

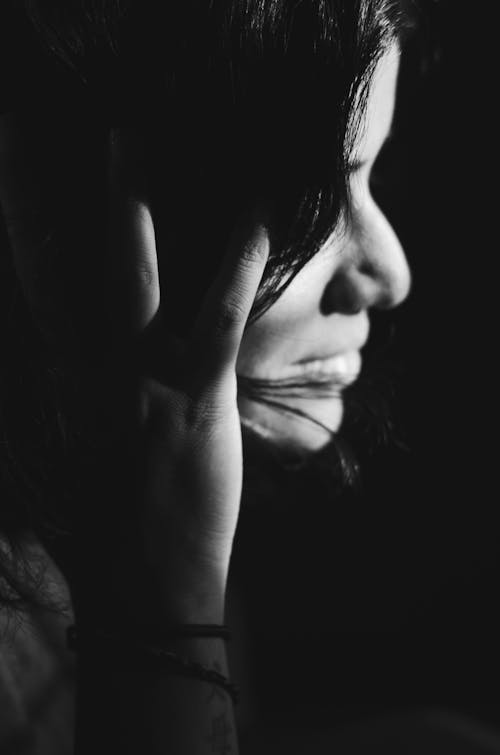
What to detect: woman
<box><xmin>1</xmin><ymin>1</ymin><xmax>498</xmax><ymax>753</ymax></box>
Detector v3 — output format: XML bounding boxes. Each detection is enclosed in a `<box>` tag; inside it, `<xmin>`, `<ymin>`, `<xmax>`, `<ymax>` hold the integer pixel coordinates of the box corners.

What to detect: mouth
<box><xmin>263</xmin><ymin>350</ymin><xmax>362</xmax><ymax>388</ymax></box>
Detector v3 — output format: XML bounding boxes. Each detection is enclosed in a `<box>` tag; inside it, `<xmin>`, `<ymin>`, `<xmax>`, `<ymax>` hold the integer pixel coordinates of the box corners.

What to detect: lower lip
<box><xmin>277</xmin><ymin>351</ymin><xmax>362</xmax><ymax>385</ymax></box>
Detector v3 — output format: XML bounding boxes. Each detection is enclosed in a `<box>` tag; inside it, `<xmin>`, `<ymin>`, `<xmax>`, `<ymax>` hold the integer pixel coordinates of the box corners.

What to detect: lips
<box><xmin>237</xmin><ymin>312</ymin><xmax>369</xmax><ymax>391</ymax></box>
<box><xmin>272</xmin><ymin>350</ymin><xmax>362</xmax><ymax>386</ymax></box>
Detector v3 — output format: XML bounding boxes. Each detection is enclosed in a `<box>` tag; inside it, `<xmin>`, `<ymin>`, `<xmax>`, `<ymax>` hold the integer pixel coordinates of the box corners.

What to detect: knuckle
<box><xmin>184</xmin><ymin>393</ymin><xmax>219</xmax><ymax>435</ymax></box>
<box><xmin>137</xmin><ymin>260</ymin><xmax>156</xmax><ymax>288</ymax></box>
<box><xmin>240</xmin><ymin>225</ymin><xmax>269</xmax><ymax>264</ymax></box>
<box><xmin>238</xmin><ymin>246</ymin><xmax>262</xmax><ymax>279</ymax></box>
<box><xmin>214</xmin><ymin>293</ymin><xmax>246</xmax><ymax>333</ymax></box>
<box><xmin>185</xmin><ymin>377</ymin><xmax>233</xmax><ymax>430</ymax></box>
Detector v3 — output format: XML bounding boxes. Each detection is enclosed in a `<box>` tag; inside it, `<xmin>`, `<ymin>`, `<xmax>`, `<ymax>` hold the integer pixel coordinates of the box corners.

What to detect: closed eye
<box><xmin>347</xmin><ymin>158</ymin><xmax>367</xmax><ymax>175</ymax></box>
<box><xmin>348</xmin><ymin>126</ymin><xmax>396</xmax><ymax>180</ymax></box>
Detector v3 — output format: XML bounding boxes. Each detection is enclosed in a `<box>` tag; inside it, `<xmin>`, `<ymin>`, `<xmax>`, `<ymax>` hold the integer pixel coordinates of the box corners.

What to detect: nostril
<box><xmin>320</xmin><ymin>272</ymin><xmax>368</xmax><ymax>315</ymax></box>
<box><xmin>320</xmin><ymin>218</ymin><xmax>411</xmax><ymax>314</ymax></box>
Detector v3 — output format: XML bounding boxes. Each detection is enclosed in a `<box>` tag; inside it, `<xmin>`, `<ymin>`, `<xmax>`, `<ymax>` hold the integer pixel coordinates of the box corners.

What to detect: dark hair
<box><xmin>0</xmin><ymin>0</ymin><xmax>416</xmax><ymax>606</ymax></box>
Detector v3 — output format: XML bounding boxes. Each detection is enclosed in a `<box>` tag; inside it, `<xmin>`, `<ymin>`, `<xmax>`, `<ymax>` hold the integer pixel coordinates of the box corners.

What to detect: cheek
<box><xmin>236</xmin><ymin>256</ymin><xmax>348</xmax><ymax>453</ymax></box>
<box><xmin>237</xmin><ymin>261</ymin><xmax>332</xmax><ymax>373</ymax></box>
<box><xmin>237</xmin><ymin>295</ymin><xmax>312</xmax><ymax>375</ymax></box>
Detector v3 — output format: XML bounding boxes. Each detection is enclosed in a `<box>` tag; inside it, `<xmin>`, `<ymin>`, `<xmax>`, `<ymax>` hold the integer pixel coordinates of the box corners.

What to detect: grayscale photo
<box><xmin>1</xmin><ymin>1</ymin><xmax>497</xmax><ymax>753</ymax></box>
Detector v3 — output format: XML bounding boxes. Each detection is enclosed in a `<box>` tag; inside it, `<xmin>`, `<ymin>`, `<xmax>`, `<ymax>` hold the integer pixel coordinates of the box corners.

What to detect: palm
<box><xmin>136</xmin><ymin>370</ymin><xmax>244</xmax><ymax>569</ymax></box>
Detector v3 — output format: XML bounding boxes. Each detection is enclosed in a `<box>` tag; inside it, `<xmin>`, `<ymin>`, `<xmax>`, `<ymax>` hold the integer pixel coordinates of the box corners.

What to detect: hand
<box><xmin>105</xmin><ymin>129</ymin><xmax>270</xmax><ymax>622</ymax></box>
<box><xmin>0</xmin><ymin>117</ymin><xmax>270</xmax><ymax>626</ymax></box>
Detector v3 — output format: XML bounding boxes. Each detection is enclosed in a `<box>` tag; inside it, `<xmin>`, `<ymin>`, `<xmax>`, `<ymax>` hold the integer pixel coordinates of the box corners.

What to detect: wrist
<box><xmin>68</xmin><ymin>521</ymin><xmax>231</xmax><ymax>631</ymax></box>
<box><xmin>72</xmin><ymin>563</ymin><xmax>228</xmax><ymax>632</ymax></box>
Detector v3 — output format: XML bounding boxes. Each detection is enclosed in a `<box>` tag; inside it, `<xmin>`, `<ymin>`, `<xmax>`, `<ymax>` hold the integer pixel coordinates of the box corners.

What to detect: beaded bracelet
<box><xmin>66</xmin><ymin>624</ymin><xmax>240</xmax><ymax>704</ymax></box>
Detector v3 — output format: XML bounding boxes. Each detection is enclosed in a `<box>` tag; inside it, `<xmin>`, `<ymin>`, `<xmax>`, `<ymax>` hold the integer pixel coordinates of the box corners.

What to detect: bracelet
<box><xmin>66</xmin><ymin>624</ymin><xmax>240</xmax><ymax>704</ymax></box>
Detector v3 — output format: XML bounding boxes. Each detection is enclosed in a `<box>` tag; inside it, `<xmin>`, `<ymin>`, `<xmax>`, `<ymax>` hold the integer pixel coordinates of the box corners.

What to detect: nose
<box><xmin>321</xmin><ymin>199</ymin><xmax>412</xmax><ymax>314</ymax></box>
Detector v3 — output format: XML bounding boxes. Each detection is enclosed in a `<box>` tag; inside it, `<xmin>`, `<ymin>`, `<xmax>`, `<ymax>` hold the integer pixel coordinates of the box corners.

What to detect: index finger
<box><xmin>190</xmin><ymin>212</ymin><xmax>270</xmax><ymax>381</ymax></box>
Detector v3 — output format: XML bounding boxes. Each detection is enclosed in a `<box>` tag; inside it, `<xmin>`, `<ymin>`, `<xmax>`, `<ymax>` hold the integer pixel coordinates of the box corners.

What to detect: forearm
<box><xmin>71</xmin><ymin>563</ymin><xmax>239</xmax><ymax>755</ymax></box>
<box><xmin>74</xmin><ymin>634</ymin><xmax>238</xmax><ymax>755</ymax></box>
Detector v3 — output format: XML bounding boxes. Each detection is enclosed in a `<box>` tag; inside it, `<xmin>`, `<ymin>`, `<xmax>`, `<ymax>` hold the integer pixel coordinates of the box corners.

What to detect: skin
<box><xmin>236</xmin><ymin>45</ymin><xmax>411</xmax><ymax>453</ymax></box>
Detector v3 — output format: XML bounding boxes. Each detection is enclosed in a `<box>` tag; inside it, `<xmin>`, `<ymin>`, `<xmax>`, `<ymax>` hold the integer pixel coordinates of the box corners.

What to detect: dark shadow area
<box><xmin>1</xmin><ymin>0</ymin><xmax>498</xmax><ymax>751</ymax></box>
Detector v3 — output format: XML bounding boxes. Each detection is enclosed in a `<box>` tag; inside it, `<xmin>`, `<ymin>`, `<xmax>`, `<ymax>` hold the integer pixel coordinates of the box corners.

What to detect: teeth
<box><xmin>279</xmin><ymin>351</ymin><xmax>361</xmax><ymax>383</ymax></box>
<box><xmin>306</xmin><ymin>356</ymin><xmax>349</xmax><ymax>375</ymax></box>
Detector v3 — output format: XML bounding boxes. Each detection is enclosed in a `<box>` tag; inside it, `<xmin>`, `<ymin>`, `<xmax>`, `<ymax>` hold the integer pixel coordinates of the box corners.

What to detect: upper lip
<box><xmin>292</xmin><ymin>328</ymin><xmax>369</xmax><ymax>366</ymax></box>
<box><xmin>237</xmin><ymin>314</ymin><xmax>370</xmax><ymax>382</ymax></box>
<box><xmin>275</xmin><ymin>350</ymin><xmax>362</xmax><ymax>384</ymax></box>
<box><xmin>292</xmin><ymin>313</ymin><xmax>370</xmax><ymax>365</ymax></box>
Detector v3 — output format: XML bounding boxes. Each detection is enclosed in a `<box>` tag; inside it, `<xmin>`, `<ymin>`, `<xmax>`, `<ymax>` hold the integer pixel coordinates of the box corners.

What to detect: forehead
<box><xmin>355</xmin><ymin>44</ymin><xmax>401</xmax><ymax>159</ymax></box>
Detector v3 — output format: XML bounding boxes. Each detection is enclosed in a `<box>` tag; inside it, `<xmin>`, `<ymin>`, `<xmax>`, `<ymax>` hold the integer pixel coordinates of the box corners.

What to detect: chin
<box><xmin>238</xmin><ymin>395</ymin><xmax>343</xmax><ymax>453</ymax></box>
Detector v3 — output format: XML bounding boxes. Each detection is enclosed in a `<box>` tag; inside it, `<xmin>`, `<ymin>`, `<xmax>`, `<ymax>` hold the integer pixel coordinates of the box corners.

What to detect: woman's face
<box><xmin>236</xmin><ymin>46</ymin><xmax>411</xmax><ymax>453</ymax></box>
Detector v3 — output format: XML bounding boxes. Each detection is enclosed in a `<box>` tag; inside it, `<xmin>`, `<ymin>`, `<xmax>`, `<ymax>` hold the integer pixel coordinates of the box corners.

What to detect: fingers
<box><xmin>108</xmin><ymin>128</ymin><xmax>160</xmax><ymax>344</ymax></box>
<box><xmin>190</xmin><ymin>212</ymin><xmax>269</xmax><ymax>384</ymax></box>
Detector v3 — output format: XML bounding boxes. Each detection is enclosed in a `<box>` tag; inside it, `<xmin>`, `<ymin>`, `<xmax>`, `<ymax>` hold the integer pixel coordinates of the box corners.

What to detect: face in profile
<box><xmin>0</xmin><ymin>41</ymin><xmax>408</xmax><ymax>465</ymax></box>
<box><xmin>236</xmin><ymin>46</ymin><xmax>411</xmax><ymax>454</ymax></box>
